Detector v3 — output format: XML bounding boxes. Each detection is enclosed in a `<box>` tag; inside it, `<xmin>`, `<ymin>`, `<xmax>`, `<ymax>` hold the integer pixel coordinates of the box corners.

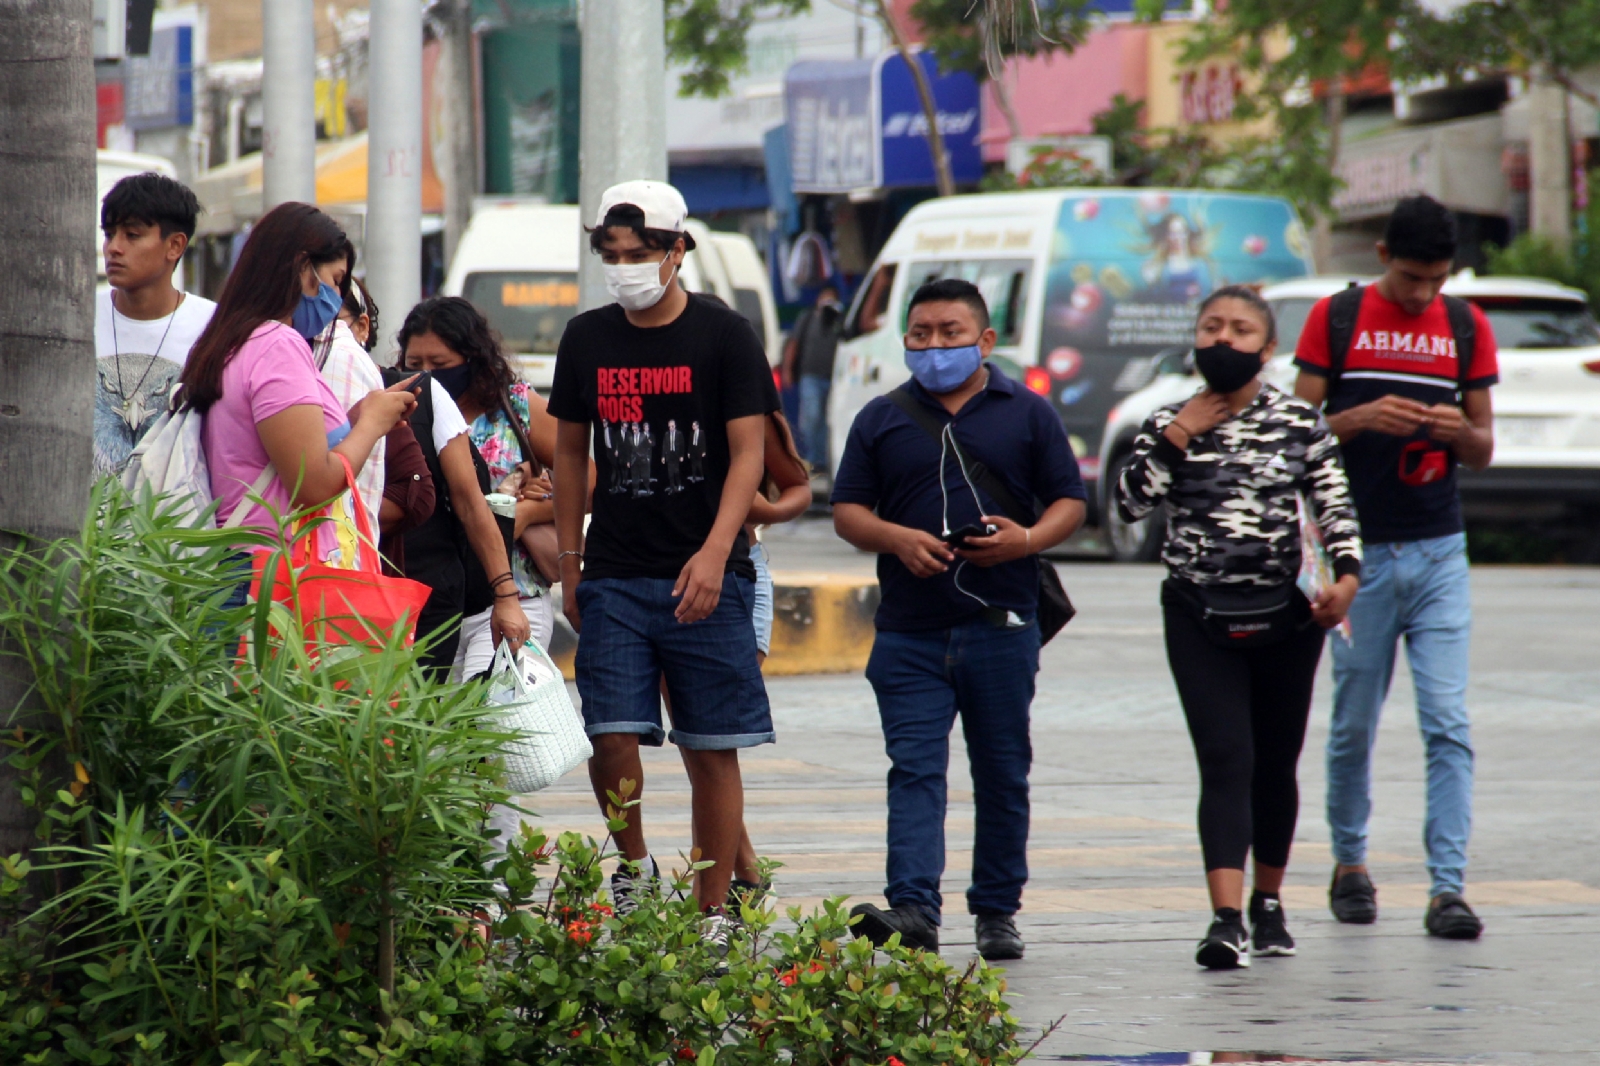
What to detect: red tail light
<box><xmin>1024</xmin><ymin>367</ymin><xmax>1052</xmax><ymax>395</ymax></box>
<box><xmin>1584</xmin><ymin>358</ymin><xmax>1600</xmax><ymax>376</ymax></box>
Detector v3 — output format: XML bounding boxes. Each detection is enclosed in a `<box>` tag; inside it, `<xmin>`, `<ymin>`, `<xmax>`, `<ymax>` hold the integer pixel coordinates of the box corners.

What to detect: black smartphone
<box><xmin>944</xmin><ymin>523</ymin><xmax>998</xmax><ymax>550</ymax></box>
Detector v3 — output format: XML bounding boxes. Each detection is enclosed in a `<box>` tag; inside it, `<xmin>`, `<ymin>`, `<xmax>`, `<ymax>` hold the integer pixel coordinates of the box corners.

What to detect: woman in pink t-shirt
<box><xmin>178</xmin><ymin>203</ymin><xmax>418</xmax><ymax>535</ymax></box>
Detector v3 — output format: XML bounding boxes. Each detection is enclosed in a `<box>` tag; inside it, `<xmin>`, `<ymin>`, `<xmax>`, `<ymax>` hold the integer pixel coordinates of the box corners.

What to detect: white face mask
<box><xmin>603</xmin><ymin>256</ymin><xmax>677</xmax><ymax>311</ymax></box>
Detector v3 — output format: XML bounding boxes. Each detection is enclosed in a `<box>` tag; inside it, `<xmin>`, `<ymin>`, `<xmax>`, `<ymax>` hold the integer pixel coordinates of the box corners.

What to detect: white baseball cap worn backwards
<box><xmin>595</xmin><ymin>180</ymin><xmax>695</xmax><ymax>250</ymax></box>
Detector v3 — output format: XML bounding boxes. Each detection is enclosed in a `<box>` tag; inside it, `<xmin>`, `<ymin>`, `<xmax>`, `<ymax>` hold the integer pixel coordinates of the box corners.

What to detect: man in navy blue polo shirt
<box><xmin>832</xmin><ymin>278</ymin><xmax>1086</xmax><ymax>961</ymax></box>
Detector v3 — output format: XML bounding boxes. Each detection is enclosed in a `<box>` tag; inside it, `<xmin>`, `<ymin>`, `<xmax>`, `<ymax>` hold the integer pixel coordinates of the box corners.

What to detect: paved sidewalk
<box><xmin>530</xmin><ymin>558</ymin><xmax>1600</xmax><ymax>1063</ymax></box>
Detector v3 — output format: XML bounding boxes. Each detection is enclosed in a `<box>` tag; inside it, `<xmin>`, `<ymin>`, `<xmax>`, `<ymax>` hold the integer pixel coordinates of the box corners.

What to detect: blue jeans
<box><xmin>799</xmin><ymin>374</ymin><xmax>831</xmax><ymax>470</ymax></box>
<box><xmin>574</xmin><ymin>574</ymin><xmax>773</xmax><ymax>750</ymax></box>
<box><xmin>865</xmin><ymin>618</ymin><xmax>1041</xmax><ymax>923</ymax></box>
<box><xmin>1327</xmin><ymin>533</ymin><xmax>1473</xmax><ymax>897</ymax></box>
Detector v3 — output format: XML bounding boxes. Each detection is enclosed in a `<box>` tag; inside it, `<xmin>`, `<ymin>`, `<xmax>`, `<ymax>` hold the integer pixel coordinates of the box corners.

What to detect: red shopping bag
<box><xmin>250</xmin><ymin>455</ymin><xmax>433</xmax><ymax>653</ymax></box>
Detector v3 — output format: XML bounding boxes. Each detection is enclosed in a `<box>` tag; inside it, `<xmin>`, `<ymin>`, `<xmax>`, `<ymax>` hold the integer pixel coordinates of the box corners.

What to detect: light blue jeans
<box><xmin>1326</xmin><ymin>532</ymin><xmax>1473</xmax><ymax>897</ymax></box>
<box><xmin>799</xmin><ymin>374</ymin><xmax>831</xmax><ymax>471</ymax></box>
<box><xmin>750</xmin><ymin>540</ymin><xmax>774</xmax><ymax>657</ymax></box>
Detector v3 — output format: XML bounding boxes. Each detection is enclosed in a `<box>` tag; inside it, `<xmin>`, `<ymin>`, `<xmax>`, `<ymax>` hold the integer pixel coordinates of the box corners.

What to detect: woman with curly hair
<box><xmin>398</xmin><ymin>296</ymin><xmax>581</xmax><ymax>677</ymax></box>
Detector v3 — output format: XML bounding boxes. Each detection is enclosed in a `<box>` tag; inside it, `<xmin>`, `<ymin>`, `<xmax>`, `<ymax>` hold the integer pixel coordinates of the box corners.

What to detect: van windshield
<box><xmin>462</xmin><ymin>271</ymin><xmax>580</xmax><ymax>354</ymax></box>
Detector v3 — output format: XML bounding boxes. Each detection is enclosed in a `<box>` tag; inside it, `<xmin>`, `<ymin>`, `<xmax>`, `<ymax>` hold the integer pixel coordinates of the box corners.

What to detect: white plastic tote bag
<box><xmin>486</xmin><ymin>639</ymin><xmax>592</xmax><ymax>793</ymax></box>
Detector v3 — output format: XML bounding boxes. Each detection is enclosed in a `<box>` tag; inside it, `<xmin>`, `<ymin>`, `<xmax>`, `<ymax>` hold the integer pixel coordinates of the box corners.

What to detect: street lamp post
<box><xmin>367</xmin><ymin>0</ymin><xmax>424</xmax><ymax>364</ymax></box>
<box><xmin>578</xmin><ymin>0</ymin><xmax>668</xmax><ymax>312</ymax></box>
<box><xmin>261</xmin><ymin>0</ymin><xmax>316</xmax><ymax>207</ymax></box>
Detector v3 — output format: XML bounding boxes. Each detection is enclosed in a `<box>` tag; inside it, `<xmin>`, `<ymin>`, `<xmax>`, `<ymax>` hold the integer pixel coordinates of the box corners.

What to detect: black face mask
<box><xmin>1194</xmin><ymin>341</ymin><xmax>1264</xmax><ymax>394</ymax></box>
<box><xmin>429</xmin><ymin>362</ymin><xmax>474</xmax><ymax>400</ymax></box>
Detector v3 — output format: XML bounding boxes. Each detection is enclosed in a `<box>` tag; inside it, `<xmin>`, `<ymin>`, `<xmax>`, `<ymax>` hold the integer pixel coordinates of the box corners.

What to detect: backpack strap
<box><xmin>1324</xmin><ymin>283</ymin><xmax>1366</xmax><ymax>389</ymax></box>
<box><xmin>384</xmin><ymin>368</ymin><xmax>448</xmax><ymax>511</ymax></box>
<box><xmin>1442</xmin><ymin>294</ymin><xmax>1478</xmax><ymax>393</ymax></box>
<box><xmin>886</xmin><ymin>385</ymin><xmax>1036</xmax><ymax>526</ymax></box>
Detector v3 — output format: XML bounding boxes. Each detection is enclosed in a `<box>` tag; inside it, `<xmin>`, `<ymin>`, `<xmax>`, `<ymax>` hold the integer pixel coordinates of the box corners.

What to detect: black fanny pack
<box><xmin>1164</xmin><ymin>578</ymin><xmax>1310</xmax><ymax>649</ymax></box>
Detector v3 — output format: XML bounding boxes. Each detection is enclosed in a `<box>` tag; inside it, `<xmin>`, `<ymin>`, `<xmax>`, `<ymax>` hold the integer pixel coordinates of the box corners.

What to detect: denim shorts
<box><xmin>751</xmin><ymin>541</ymin><xmax>774</xmax><ymax>657</ymax></box>
<box><xmin>573</xmin><ymin>574</ymin><xmax>774</xmax><ymax>750</ymax></box>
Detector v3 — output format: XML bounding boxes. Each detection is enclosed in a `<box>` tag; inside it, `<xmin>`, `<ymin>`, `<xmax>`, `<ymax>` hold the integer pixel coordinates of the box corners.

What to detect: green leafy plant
<box><xmin>0</xmin><ymin>484</ymin><xmax>1048</xmax><ymax>1064</ymax></box>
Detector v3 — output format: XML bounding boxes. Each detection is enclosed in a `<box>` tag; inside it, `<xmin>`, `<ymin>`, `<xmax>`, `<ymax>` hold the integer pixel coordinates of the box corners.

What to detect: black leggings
<box><xmin>1163</xmin><ymin>599</ymin><xmax>1325</xmax><ymax>872</ymax></box>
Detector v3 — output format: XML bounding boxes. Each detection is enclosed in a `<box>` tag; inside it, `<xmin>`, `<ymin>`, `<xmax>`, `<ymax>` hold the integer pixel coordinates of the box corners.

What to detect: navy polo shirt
<box><xmin>831</xmin><ymin>364</ymin><xmax>1086</xmax><ymax>632</ymax></box>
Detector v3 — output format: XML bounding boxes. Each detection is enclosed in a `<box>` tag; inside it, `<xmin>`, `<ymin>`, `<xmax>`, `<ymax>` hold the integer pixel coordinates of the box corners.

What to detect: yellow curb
<box><xmin>545</xmin><ymin>573</ymin><xmax>879</xmax><ymax>680</ymax></box>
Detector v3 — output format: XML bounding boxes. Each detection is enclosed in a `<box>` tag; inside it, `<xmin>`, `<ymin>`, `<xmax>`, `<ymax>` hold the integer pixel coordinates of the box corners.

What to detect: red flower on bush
<box><xmin>567</xmin><ymin>919</ymin><xmax>594</xmax><ymax>945</ymax></box>
<box><xmin>589</xmin><ymin>902</ymin><xmax>613</xmax><ymax>916</ymax></box>
<box><xmin>807</xmin><ymin>960</ymin><xmax>826</xmax><ymax>974</ymax></box>
<box><xmin>676</xmin><ymin>1046</ymin><xmax>698</xmax><ymax>1061</ymax></box>
<box><xmin>887</xmin><ymin>1057</ymin><xmax>905</xmax><ymax>1066</ymax></box>
<box><xmin>776</xmin><ymin>965</ymin><xmax>799</xmax><ymax>986</ymax></box>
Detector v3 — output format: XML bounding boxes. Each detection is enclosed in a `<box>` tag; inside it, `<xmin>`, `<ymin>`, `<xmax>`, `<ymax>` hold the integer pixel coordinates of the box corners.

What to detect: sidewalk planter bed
<box><xmin>0</xmin><ymin>486</ymin><xmax>1037</xmax><ymax>1065</ymax></box>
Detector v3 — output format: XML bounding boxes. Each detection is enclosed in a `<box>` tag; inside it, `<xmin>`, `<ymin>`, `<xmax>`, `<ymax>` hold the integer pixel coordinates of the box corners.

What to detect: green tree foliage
<box><xmin>1486</xmin><ymin>196</ymin><xmax>1600</xmax><ymax>309</ymax></box>
<box><xmin>911</xmin><ymin>0</ymin><xmax>1094</xmax><ymax>79</ymax></box>
<box><xmin>667</xmin><ymin>0</ymin><xmax>812</xmax><ymax>98</ymax></box>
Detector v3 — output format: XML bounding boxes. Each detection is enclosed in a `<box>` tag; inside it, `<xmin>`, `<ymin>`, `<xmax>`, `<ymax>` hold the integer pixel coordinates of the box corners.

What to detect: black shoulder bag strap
<box><xmin>1441</xmin><ymin>294</ymin><xmax>1478</xmax><ymax>394</ymax></box>
<box><xmin>886</xmin><ymin>385</ymin><xmax>1075</xmax><ymax>642</ymax></box>
<box><xmin>1325</xmin><ymin>283</ymin><xmax>1367</xmax><ymax>389</ymax></box>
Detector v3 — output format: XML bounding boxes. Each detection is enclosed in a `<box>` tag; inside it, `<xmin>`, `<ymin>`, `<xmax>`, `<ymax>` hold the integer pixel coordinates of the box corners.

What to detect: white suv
<box><xmin>1096</xmin><ymin>273</ymin><xmax>1600</xmax><ymax>561</ymax></box>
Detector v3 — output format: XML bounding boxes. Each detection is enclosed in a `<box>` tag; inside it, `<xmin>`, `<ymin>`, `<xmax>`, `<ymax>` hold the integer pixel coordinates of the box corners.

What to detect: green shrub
<box><xmin>0</xmin><ymin>486</ymin><xmax>1042</xmax><ymax>1064</ymax></box>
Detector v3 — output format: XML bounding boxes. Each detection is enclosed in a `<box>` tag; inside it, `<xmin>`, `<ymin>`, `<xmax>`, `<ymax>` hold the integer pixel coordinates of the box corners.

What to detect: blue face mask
<box><xmin>429</xmin><ymin>362</ymin><xmax>474</xmax><ymax>400</ymax></box>
<box><xmin>905</xmin><ymin>344</ymin><xmax>984</xmax><ymax>394</ymax></box>
<box><xmin>292</xmin><ymin>281</ymin><xmax>343</xmax><ymax>342</ymax></box>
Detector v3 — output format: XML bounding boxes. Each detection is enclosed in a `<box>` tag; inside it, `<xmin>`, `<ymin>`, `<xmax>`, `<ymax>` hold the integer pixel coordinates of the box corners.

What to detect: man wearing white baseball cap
<box><xmin>548</xmin><ymin>180</ymin><xmax>775</xmax><ymax>952</ymax></box>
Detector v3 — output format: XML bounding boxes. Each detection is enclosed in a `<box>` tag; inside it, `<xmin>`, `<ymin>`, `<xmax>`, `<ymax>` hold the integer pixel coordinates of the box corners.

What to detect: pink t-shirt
<box><xmin>204</xmin><ymin>321</ymin><xmax>351</xmax><ymax>531</ymax></box>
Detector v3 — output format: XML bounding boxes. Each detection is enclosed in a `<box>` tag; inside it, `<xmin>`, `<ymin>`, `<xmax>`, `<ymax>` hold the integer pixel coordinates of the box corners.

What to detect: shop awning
<box><xmin>193</xmin><ymin>132</ymin><xmax>444</xmax><ymax>236</ymax></box>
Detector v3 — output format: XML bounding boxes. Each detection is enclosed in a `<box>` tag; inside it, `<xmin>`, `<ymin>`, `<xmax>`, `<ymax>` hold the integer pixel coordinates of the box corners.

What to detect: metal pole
<box><xmin>578</xmin><ymin>0</ymin><xmax>667</xmax><ymax>312</ymax></box>
<box><xmin>367</xmin><ymin>0</ymin><xmax>424</xmax><ymax>365</ymax></box>
<box><xmin>261</xmin><ymin>0</ymin><xmax>316</xmax><ymax>207</ymax></box>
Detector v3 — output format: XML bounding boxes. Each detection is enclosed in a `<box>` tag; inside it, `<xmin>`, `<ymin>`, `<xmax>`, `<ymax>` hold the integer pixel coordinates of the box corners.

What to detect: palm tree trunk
<box><xmin>876</xmin><ymin>0</ymin><xmax>955</xmax><ymax>197</ymax></box>
<box><xmin>0</xmin><ymin>0</ymin><xmax>98</xmax><ymax>877</ymax></box>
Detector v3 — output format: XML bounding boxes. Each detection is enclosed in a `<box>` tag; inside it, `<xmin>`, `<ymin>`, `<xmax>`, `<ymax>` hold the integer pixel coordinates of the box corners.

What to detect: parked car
<box><xmin>1096</xmin><ymin>271</ymin><xmax>1600</xmax><ymax>561</ymax></box>
<box><xmin>442</xmin><ymin>200</ymin><xmax>780</xmax><ymax>388</ymax></box>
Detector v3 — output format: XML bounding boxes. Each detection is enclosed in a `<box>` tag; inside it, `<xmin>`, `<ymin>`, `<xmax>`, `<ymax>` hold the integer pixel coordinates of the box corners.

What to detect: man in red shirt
<box><xmin>1293</xmin><ymin>195</ymin><xmax>1496</xmax><ymax>940</ymax></box>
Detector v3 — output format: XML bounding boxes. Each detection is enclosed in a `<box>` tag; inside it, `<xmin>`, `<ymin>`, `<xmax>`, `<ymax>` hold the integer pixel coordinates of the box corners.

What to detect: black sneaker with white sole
<box><xmin>1248</xmin><ymin>891</ymin><xmax>1297</xmax><ymax>957</ymax></box>
<box><xmin>1195</xmin><ymin>908</ymin><xmax>1251</xmax><ymax>970</ymax></box>
<box><xmin>609</xmin><ymin>855</ymin><xmax>660</xmax><ymax>919</ymax></box>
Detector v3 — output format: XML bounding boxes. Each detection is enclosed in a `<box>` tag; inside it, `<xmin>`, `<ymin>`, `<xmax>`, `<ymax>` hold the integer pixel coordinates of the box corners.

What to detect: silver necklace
<box><xmin>110</xmin><ymin>289</ymin><xmax>182</xmax><ymax>429</ymax></box>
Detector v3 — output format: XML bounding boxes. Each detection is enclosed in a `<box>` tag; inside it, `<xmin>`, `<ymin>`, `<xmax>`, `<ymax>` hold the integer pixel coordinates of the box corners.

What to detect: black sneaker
<box><xmin>726</xmin><ymin>877</ymin><xmax>773</xmax><ymax>914</ymax></box>
<box><xmin>1425</xmin><ymin>891</ymin><xmax>1483</xmax><ymax>940</ymax></box>
<box><xmin>1329</xmin><ymin>867</ymin><xmax>1378</xmax><ymax>924</ymax></box>
<box><xmin>609</xmin><ymin>855</ymin><xmax>660</xmax><ymax>919</ymax></box>
<box><xmin>1248</xmin><ymin>891</ymin><xmax>1297</xmax><ymax>957</ymax></box>
<box><xmin>848</xmin><ymin>902</ymin><xmax>939</xmax><ymax>953</ymax></box>
<box><xmin>974</xmin><ymin>913</ymin><xmax>1024</xmax><ymax>961</ymax></box>
<box><xmin>1195</xmin><ymin>908</ymin><xmax>1251</xmax><ymax>970</ymax></box>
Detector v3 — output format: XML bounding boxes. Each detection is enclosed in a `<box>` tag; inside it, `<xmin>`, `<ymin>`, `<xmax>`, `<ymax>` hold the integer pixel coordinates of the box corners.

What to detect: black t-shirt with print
<box><xmin>548</xmin><ymin>294</ymin><xmax>773</xmax><ymax>581</ymax></box>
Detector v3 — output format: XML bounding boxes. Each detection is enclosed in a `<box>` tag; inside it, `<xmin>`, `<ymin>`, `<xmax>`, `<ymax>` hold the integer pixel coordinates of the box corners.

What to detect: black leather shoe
<box><xmin>1329</xmin><ymin>868</ymin><xmax>1378</xmax><ymax>924</ymax></box>
<box><xmin>848</xmin><ymin>902</ymin><xmax>939</xmax><ymax>953</ymax></box>
<box><xmin>1425</xmin><ymin>892</ymin><xmax>1483</xmax><ymax>940</ymax></box>
<box><xmin>974</xmin><ymin>913</ymin><xmax>1024</xmax><ymax>961</ymax></box>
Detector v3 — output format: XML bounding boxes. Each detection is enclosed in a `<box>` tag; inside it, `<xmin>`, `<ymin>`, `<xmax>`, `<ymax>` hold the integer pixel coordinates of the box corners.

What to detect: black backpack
<box><xmin>1324</xmin><ymin>284</ymin><xmax>1477</xmax><ymax>395</ymax></box>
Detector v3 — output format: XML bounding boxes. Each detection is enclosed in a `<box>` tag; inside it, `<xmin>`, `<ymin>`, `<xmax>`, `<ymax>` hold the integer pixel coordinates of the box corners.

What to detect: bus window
<box><xmin>898</xmin><ymin>259</ymin><xmax>1032</xmax><ymax>346</ymax></box>
<box><xmin>847</xmin><ymin>263</ymin><xmax>897</xmax><ymax>338</ymax></box>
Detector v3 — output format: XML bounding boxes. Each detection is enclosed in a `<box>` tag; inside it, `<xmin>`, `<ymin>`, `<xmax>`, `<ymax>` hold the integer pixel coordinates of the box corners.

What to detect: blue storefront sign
<box><xmin>785</xmin><ymin>50</ymin><xmax>980</xmax><ymax>195</ymax></box>
<box><xmin>124</xmin><ymin>24</ymin><xmax>193</xmax><ymax>131</ymax></box>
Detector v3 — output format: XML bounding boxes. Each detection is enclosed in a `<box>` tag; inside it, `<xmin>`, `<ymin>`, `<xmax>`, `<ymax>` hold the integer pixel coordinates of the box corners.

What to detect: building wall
<box><xmin>1143</xmin><ymin>22</ymin><xmax>1277</xmax><ymax>142</ymax></box>
<box><xmin>199</xmin><ymin>0</ymin><xmax>368</xmax><ymax>63</ymax></box>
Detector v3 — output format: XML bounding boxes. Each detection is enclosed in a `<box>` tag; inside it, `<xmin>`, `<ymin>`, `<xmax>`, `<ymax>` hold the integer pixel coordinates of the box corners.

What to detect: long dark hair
<box><xmin>180</xmin><ymin>202</ymin><xmax>349</xmax><ymax>412</ymax></box>
<box><xmin>396</xmin><ymin>296</ymin><xmax>516</xmax><ymax>416</ymax></box>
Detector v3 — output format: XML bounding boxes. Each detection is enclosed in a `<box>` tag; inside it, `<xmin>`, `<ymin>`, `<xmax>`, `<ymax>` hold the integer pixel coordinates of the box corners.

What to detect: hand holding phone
<box><xmin>943</xmin><ymin>523</ymin><xmax>998</xmax><ymax>551</ymax></box>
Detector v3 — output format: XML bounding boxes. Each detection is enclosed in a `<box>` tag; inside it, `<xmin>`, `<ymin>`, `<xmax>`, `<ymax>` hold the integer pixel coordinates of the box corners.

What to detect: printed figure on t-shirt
<box><xmin>663</xmin><ymin>418</ymin><xmax>685</xmax><ymax>494</ymax></box>
<box><xmin>630</xmin><ymin>423</ymin><xmax>653</xmax><ymax>496</ymax></box>
<box><xmin>602</xmin><ymin>419</ymin><xmax>624</xmax><ymax>493</ymax></box>
<box><xmin>689</xmin><ymin>420</ymin><xmax>707</xmax><ymax>482</ymax></box>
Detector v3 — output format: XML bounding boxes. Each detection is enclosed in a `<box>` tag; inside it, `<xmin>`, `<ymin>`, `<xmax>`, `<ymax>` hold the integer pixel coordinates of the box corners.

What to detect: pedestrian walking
<box><xmin>1292</xmin><ymin>195</ymin><xmax>1498</xmax><ymax>940</ymax></box>
<box><xmin>1116</xmin><ymin>286</ymin><xmax>1363</xmax><ymax>970</ymax></box>
<box><xmin>396</xmin><ymin>296</ymin><xmax>569</xmax><ymax>678</ymax></box>
<box><xmin>782</xmin><ymin>284</ymin><xmax>844</xmax><ymax>471</ymax></box>
<box><xmin>177</xmin><ymin>202</ymin><xmax>416</xmax><ymax>591</ymax></box>
<box><xmin>831</xmin><ymin>277</ymin><xmax>1087</xmax><ymax>961</ymax></box>
<box><xmin>95</xmin><ymin>172</ymin><xmax>218</xmax><ymax>473</ymax></box>
<box><xmin>390</xmin><ymin>300</ymin><xmax>532</xmax><ymax>677</ymax></box>
<box><xmin>548</xmin><ymin>181</ymin><xmax>773</xmax><ymax>950</ymax></box>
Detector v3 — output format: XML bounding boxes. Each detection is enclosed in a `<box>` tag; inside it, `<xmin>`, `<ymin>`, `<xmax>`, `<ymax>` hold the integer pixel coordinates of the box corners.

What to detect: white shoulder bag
<box><xmin>485</xmin><ymin>639</ymin><xmax>592</xmax><ymax>793</ymax></box>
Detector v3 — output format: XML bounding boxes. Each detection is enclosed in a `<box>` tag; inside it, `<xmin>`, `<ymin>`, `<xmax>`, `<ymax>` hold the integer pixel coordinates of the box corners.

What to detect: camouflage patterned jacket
<box><xmin>1115</xmin><ymin>383</ymin><xmax>1363</xmax><ymax>588</ymax></box>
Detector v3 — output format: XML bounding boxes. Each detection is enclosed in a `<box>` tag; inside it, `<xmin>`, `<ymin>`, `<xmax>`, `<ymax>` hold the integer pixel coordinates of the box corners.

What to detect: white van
<box><xmin>442</xmin><ymin>201</ymin><xmax>780</xmax><ymax>388</ymax></box>
<box><xmin>828</xmin><ymin>189</ymin><xmax>1313</xmax><ymax>518</ymax></box>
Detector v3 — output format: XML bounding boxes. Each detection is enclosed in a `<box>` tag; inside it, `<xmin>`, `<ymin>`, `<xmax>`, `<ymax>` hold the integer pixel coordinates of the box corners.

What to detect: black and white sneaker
<box><xmin>1195</xmin><ymin>908</ymin><xmax>1251</xmax><ymax>970</ymax></box>
<box><xmin>1249</xmin><ymin>891</ymin><xmax>1297</xmax><ymax>957</ymax></box>
<box><xmin>609</xmin><ymin>855</ymin><xmax>660</xmax><ymax>918</ymax></box>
